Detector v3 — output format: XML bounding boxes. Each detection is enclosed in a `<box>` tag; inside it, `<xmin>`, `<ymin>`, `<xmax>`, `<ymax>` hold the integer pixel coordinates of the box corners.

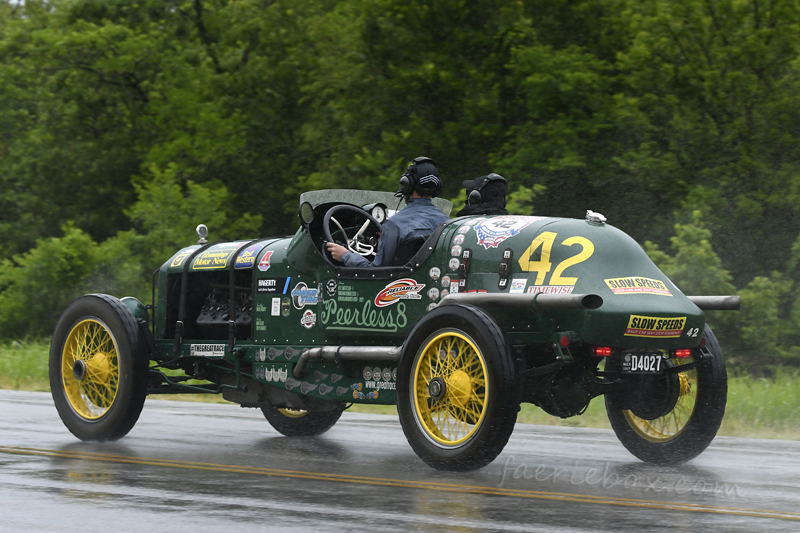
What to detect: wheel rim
<box><xmin>623</xmin><ymin>357</ymin><xmax>697</xmax><ymax>442</ymax></box>
<box><xmin>61</xmin><ymin>319</ymin><xmax>120</xmax><ymax>420</ymax></box>
<box><xmin>412</xmin><ymin>330</ymin><xmax>488</xmax><ymax>448</ymax></box>
<box><xmin>278</xmin><ymin>408</ymin><xmax>308</xmax><ymax>419</ymax></box>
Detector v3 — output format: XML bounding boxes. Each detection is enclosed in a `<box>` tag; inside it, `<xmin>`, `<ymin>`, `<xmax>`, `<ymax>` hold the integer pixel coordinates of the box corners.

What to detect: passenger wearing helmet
<box><xmin>456</xmin><ymin>173</ymin><xmax>509</xmax><ymax>216</ymax></box>
<box><xmin>326</xmin><ymin>156</ymin><xmax>450</xmax><ymax>267</ymax></box>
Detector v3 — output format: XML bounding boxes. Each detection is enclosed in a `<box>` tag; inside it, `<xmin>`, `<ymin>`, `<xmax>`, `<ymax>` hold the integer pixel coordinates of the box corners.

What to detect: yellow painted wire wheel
<box><xmin>606</xmin><ymin>325</ymin><xmax>727</xmax><ymax>465</ymax></box>
<box><xmin>50</xmin><ymin>295</ymin><xmax>148</xmax><ymax>441</ymax></box>
<box><xmin>397</xmin><ymin>304</ymin><xmax>517</xmax><ymax>471</ymax></box>
<box><xmin>277</xmin><ymin>408</ymin><xmax>309</xmax><ymax>419</ymax></box>
<box><xmin>623</xmin><ymin>361</ymin><xmax>697</xmax><ymax>443</ymax></box>
<box><xmin>61</xmin><ymin>319</ymin><xmax>121</xmax><ymax>420</ymax></box>
<box><xmin>411</xmin><ymin>331</ymin><xmax>488</xmax><ymax>448</ymax></box>
<box><xmin>262</xmin><ymin>404</ymin><xmax>346</xmax><ymax>436</ymax></box>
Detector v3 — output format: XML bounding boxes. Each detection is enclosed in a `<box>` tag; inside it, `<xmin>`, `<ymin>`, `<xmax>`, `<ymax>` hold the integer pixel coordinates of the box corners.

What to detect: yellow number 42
<box><xmin>517</xmin><ymin>232</ymin><xmax>595</xmax><ymax>286</ymax></box>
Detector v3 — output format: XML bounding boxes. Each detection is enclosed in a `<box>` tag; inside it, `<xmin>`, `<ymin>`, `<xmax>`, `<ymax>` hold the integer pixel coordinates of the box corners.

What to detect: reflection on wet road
<box><xmin>2</xmin><ymin>390</ymin><xmax>799</xmax><ymax>532</ymax></box>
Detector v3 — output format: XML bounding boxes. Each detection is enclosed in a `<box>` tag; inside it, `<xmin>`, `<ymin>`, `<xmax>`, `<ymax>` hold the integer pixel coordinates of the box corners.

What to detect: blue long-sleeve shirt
<box><xmin>342</xmin><ymin>198</ymin><xmax>450</xmax><ymax>267</ymax></box>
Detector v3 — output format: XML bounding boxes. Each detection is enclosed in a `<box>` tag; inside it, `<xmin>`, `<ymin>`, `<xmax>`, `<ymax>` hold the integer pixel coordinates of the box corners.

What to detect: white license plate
<box><xmin>621</xmin><ymin>353</ymin><xmax>663</xmax><ymax>373</ymax></box>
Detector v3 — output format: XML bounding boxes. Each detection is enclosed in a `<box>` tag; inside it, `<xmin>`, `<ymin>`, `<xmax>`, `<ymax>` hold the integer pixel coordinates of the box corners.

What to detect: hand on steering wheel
<box><xmin>322</xmin><ymin>205</ymin><xmax>383</xmax><ymax>262</ymax></box>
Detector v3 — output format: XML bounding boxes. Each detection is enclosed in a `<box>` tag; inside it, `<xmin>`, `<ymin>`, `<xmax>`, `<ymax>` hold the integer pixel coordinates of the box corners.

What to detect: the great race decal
<box><xmin>474</xmin><ymin>216</ymin><xmax>546</xmax><ymax>249</ymax></box>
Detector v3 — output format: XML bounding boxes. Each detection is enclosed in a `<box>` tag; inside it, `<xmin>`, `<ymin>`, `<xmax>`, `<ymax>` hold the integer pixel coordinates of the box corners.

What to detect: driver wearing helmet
<box><xmin>326</xmin><ymin>156</ymin><xmax>450</xmax><ymax>267</ymax></box>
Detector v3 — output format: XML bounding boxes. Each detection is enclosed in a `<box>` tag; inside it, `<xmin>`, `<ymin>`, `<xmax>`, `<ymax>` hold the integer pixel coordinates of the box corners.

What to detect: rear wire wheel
<box><xmin>261</xmin><ymin>405</ymin><xmax>346</xmax><ymax>437</ymax></box>
<box><xmin>49</xmin><ymin>294</ymin><xmax>149</xmax><ymax>441</ymax></box>
<box><xmin>606</xmin><ymin>325</ymin><xmax>727</xmax><ymax>464</ymax></box>
<box><xmin>397</xmin><ymin>304</ymin><xmax>517</xmax><ymax>471</ymax></box>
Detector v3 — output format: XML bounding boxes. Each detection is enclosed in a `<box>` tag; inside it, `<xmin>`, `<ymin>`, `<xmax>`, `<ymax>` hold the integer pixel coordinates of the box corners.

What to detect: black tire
<box><xmin>261</xmin><ymin>405</ymin><xmax>346</xmax><ymax>437</ymax></box>
<box><xmin>49</xmin><ymin>294</ymin><xmax>149</xmax><ymax>441</ymax></box>
<box><xmin>605</xmin><ymin>324</ymin><xmax>727</xmax><ymax>465</ymax></box>
<box><xmin>397</xmin><ymin>304</ymin><xmax>518</xmax><ymax>471</ymax></box>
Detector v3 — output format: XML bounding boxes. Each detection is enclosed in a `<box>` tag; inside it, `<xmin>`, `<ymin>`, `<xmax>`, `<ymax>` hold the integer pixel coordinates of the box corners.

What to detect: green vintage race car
<box><xmin>49</xmin><ymin>189</ymin><xmax>739</xmax><ymax>471</ymax></box>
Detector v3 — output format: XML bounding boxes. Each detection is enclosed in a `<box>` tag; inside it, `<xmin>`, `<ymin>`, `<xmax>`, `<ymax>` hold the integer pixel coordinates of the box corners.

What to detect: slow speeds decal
<box><xmin>605</xmin><ymin>277</ymin><xmax>671</xmax><ymax>296</ymax></box>
<box><xmin>625</xmin><ymin>315</ymin><xmax>686</xmax><ymax>338</ymax></box>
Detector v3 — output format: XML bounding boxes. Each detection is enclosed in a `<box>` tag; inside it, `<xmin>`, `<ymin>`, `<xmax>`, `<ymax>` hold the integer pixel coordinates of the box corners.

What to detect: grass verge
<box><xmin>4</xmin><ymin>339</ymin><xmax>798</xmax><ymax>439</ymax></box>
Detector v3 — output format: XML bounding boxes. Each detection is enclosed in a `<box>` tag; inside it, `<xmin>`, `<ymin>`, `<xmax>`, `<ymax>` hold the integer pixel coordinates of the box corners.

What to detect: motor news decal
<box><xmin>374</xmin><ymin>279</ymin><xmax>426</xmax><ymax>307</ymax></box>
<box><xmin>474</xmin><ymin>216</ymin><xmax>546</xmax><ymax>249</ymax></box>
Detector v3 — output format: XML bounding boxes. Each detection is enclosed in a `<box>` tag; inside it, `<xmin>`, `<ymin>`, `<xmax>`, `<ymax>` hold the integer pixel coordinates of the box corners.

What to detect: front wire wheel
<box><xmin>412</xmin><ymin>331</ymin><xmax>488</xmax><ymax>448</ymax></box>
<box><xmin>50</xmin><ymin>294</ymin><xmax>149</xmax><ymax>441</ymax></box>
<box><xmin>398</xmin><ymin>304</ymin><xmax>517</xmax><ymax>471</ymax></box>
<box><xmin>61</xmin><ymin>319</ymin><xmax>121</xmax><ymax>419</ymax></box>
<box><xmin>606</xmin><ymin>325</ymin><xmax>727</xmax><ymax>465</ymax></box>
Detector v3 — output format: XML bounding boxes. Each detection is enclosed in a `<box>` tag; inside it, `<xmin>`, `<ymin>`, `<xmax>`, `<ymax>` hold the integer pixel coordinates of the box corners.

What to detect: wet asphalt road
<box><xmin>1</xmin><ymin>389</ymin><xmax>799</xmax><ymax>532</ymax></box>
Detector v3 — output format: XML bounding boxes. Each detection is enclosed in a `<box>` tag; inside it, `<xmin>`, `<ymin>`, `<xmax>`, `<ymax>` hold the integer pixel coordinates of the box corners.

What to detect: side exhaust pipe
<box><xmin>438</xmin><ymin>292</ymin><xmax>603</xmax><ymax>310</ymax></box>
<box><xmin>687</xmin><ymin>296</ymin><xmax>741</xmax><ymax>310</ymax></box>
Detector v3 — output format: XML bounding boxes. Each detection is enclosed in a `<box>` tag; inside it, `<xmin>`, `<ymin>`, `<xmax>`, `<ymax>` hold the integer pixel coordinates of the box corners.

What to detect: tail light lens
<box><xmin>592</xmin><ymin>346</ymin><xmax>612</xmax><ymax>357</ymax></box>
<box><xmin>673</xmin><ymin>349</ymin><xmax>692</xmax><ymax>358</ymax></box>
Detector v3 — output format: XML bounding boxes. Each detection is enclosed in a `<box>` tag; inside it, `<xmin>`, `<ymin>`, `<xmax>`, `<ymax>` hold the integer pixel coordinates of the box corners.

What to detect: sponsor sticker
<box><xmin>190</xmin><ymin>344</ymin><xmax>225</xmax><ymax>357</ymax></box>
<box><xmin>605</xmin><ymin>277</ymin><xmax>672</xmax><ymax>296</ymax></box>
<box><xmin>475</xmin><ymin>216</ymin><xmax>545</xmax><ymax>249</ymax></box>
<box><xmin>509</xmin><ymin>279</ymin><xmax>527</xmax><ymax>294</ymax></box>
<box><xmin>428</xmin><ymin>287</ymin><xmax>440</xmax><ymax>301</ymax></box>
<box><xmin>453</xmin><ymin>234</ymin><xmax>465</xmax><ymax>245</ymax></box>
<box><xmin>281</xmin><ymin>297</ymin><xmax>291</xmax><ymax>317</ymax></box>
<box><xmin>257</xmin><ymin>277</ymin><xmax>290</xmax><ymax>294</ymax></box>
<box><xmin>429</xmin><ymin>267</ymin><xmax>441</xmax><ymax>281</ymax></box>
<box><xmin>457</xmin><ymin>226</ymin><xmax>471</xmax><ymax>234</ymax></box>
<box><xmin>235</xmin><ymin>243</ymin><xmax>267</xmax><ymax>269</ymax></box>
<box><xmin>625</xmin><ymin>315</ymin><xmax>687</xmax><ymax>338</ymax></box>
<box><xmin>448</xmin><ymin>258</ymin><xmax>460</xmax><ymax>271</ymax></box>
<box><xmin>301</xmin><ymin>310</ymin><xmax>317</xmax><ymax>329</ymax></box>
<box><xmin>271</xmin><ymin>297</ymin><xmax>280</xmax><ymax>316</ymax></box>
<box><xmin>326</xmin><ymin>279</ymin><xmax>338</xmax><ymax>298</ymax></box>
<box><xmin>450</xmin><ymin>279</ymin><xmax>460</xmax><ymax>294</ymax></box>
<box><xmin>170</xmin><ymin>251</ymin><xmax>191</xmax><ymax>268</ymax></box>
<box><xmin>441</xmin><ymin>276</ymin><xmax>451</xmax><ymax>288</ymax></box>
<box><xmin>257</xmin><ymin>250</ymin><xmax>274</xmax><ymax>272</ymax></box>
<box><xmin>192</xmin><ymin>243</ymin><xmax>241</xmax><ymax>270</ymax></box>
<box><xmin>451</xmin><ymin>245</ymin><xmax>463</xmax><ymax>257</ymax></box>
<box><xmin>363</xmin><ymin>367</ymin><xmax>373</xmax><ymax>380</ymax></box>
<box><xmin>374</xmin><ymin>278</ymin><xmax>426</xmax><ymax>307</ymax></box>
<box><xmin>292</xmin><ymin>282</ymin><xmax>319</xmax><ymax>309</ymax></box>
<box><xmin>427</xmin><ymin>302</ymin><xmax>438</xmax><ymax>311</ymax></box>
<box><xmin>527</xmin><ymin>286</ymin><xmax>575</xmax><ymax>295</ymax></box>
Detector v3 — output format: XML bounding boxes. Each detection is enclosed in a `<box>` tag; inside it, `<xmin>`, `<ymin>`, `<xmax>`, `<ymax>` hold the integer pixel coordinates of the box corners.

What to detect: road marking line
<box><xmin>2</xmin><ymin>445</ymin><xmax>798</xmax><ymax>521</ymax></box>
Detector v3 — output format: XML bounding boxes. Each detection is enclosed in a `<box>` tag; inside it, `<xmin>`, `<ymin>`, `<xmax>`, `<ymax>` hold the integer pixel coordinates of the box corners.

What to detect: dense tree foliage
<box><xmin>2</xmin><ymin>0</ymin><xmax>800</xmax><ymax>373</ymax></box>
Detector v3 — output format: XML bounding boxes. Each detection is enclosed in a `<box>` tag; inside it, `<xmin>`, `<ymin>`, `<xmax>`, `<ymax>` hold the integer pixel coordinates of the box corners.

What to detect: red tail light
<box><xmin>673</xmin><ymin>349</ymin><xmax>692</xmax><ymax>358</ymax></box>
<box><xmin>592</xmin><ymin>346</ymin><xmax>612</xmax><ymax>357</ymax></box>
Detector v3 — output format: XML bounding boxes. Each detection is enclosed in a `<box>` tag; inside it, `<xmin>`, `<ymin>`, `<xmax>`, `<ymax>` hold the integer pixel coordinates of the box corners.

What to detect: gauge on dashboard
<box><xmin>371</xmin><ymin>204</ymin><xmax>387</xmax><ymax>224</ymax></box>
